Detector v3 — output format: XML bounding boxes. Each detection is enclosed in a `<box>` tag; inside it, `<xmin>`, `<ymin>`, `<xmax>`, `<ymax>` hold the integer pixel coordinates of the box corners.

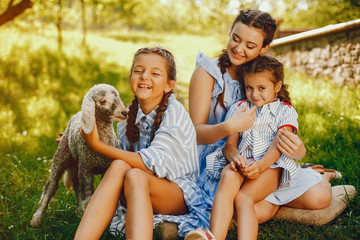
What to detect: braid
<box><xmin>125</xmin><ymin>97</ymin><xmax>139</xmax><ymax>152</ymax></box>
<box><xmin>150</xmin><ymin>90</ymin><xmax>173</xmax><ymax>143</ymax></box>
<box><xmin>278</xmin><ymin>84</ymin><xmax>291</xmax><ymax>105</ymax></box>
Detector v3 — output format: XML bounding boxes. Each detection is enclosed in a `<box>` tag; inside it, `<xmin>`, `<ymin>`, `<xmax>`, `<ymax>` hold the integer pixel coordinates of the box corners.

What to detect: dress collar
<box><xmin>135</xmin><ymin>105</ymin><xmax>158</xmax><ymax>125</ymax></box>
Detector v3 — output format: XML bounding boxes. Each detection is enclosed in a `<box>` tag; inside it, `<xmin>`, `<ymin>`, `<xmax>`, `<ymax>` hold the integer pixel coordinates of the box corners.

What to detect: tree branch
<box><xmin>0</xmin><ymin>0</ymin><xmax>33</xmax><ymax>27</ymax></box>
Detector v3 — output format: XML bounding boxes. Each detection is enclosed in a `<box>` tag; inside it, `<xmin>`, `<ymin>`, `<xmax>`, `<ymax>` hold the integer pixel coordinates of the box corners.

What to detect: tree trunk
<box><xmin>0</xmin><ymin>0</ymin><xmax>33</xmax><ymax>27</ymax></box>
<box><xmin>56</xmin><ymin>0</ymin><xmax>63</xmax><ymax>52</ymax></box>
<box><xmin>80</xmin><ymin>0</ymin><xmax>87</xmax><ymax>45</ymax></box>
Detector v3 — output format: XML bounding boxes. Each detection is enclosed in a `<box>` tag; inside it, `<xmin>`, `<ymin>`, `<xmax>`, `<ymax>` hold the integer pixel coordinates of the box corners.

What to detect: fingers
<box><xmin>241</xmin><ymin>162</ymin><xmax>260</xmax><ymax>179</ymax></box>
<box><xmin>230</xmin><ymin>161</ymin><xmax>237</xmax><ymax>171</ymax></box>
<box><xmin>277</xmin><ymin>131</ymin><xmax>296</xmax><ymax>153</ymax></box>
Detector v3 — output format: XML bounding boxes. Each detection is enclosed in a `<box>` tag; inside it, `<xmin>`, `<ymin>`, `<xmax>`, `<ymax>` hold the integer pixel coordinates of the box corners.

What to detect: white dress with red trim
<box><xmin>206</xmin><ymin>99</ymin><xmax>322</xmax><ymax>205</ymax></box>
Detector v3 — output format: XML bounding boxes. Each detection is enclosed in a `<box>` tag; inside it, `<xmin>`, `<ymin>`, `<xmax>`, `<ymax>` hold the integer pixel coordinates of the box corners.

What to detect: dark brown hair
<box><xmin>216</xmin><ymin>9</ymin><xmax>277</xmax><ymax>112</ymax></box>
<box><xmin>242</xmin><ymin>55</ymin><xmax>291</xmax><ymax>104</ymax></box>
<box><xmin>126</xmin><ymin>47</ymin><xmax>176</xmax><ymax>151</ymax></box>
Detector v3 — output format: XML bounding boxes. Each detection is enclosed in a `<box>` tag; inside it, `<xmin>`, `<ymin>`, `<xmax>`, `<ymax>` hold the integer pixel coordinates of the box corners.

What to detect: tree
<box><xmin>0</xmin><ymin>0</ymin><xmax>33</xmax><ymax>27</ymax></box>
<box><xmin>276</xmin><ymin>0</ymin><xmax>360</xmax><ymax>28</ymax></box>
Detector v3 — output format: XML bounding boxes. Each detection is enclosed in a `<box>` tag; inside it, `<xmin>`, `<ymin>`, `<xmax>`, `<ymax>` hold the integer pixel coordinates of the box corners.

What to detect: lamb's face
<box><xmin>93</xmin><ymin>86</ymin><xmax>127</xmax><ymax>123</ymax></box>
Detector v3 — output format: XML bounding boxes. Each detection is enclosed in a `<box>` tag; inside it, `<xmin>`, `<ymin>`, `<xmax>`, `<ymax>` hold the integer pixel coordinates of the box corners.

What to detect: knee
<box><xmin>304</xmin><ymin>184</ymin><xmax>332</xmax><ymax>209</ymax></box>
<box><xmin>311</xmin><ymin>189</ymin><xmax>332</xmax><ymax>209</ymax></box>
<box><xmin>219</xmin><ymin>165</ymin><xmax>241</xmax><ymax>185</ymax></box>
<box><xmin>105</xmin><ymin>160</ymin><xmax>131</xmax><ymax>180</ymax></box>
<box><xmin>235</xmin><ymin>191</ymin><xmax>253</xmax><ymax>210</ymax></box>
<box><xmin>108</xmin><ymin>160</ymin><xmax>131</xmax><ymax>173</ymax></box>
<box><xmin>124</xmin><ymin>168</ymin><xmax>148</xmax><ymax>195</ymax></box>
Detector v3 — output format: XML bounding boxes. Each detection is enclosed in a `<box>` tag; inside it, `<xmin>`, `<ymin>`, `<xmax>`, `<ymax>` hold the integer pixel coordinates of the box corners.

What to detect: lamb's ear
<box><xmin>81</xmin><ymin>94</ymin><xmax>95</xmax><ymax>134</ymax></box>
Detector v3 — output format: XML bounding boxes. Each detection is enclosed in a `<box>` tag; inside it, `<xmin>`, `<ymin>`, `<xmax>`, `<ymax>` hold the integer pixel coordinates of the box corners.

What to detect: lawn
<box><xmin>0</xmin><ymin>26</ymin><xmax>359</xmax><ymax>239</ymax></box>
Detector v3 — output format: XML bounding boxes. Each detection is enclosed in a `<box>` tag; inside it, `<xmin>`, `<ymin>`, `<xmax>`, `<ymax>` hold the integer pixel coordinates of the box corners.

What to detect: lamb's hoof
<box><xmin>30</xmin><ymin>212</ymin><xmax>43</xmax><ymax>228</ymax></box>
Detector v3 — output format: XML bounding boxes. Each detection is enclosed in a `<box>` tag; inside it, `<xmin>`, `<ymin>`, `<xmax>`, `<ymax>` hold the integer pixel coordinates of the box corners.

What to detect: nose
<box><xmin>234</xmin><ymin>43</ymin><xmax>244</xmax><ymax>54</ymax></box>
<box><xmin>121</xmin><ymin>110</ymin><xmax>127</xmax><ymax>117</ymax></box>
<box><xmin>140</xmin><ymin>71</ymin><xmax>149</xmax><ymax>80</ymax></box>
<box><xmin>251</xmin><ymin>89</ymin><xmax>259</xmax><ymax>98</ymax></box>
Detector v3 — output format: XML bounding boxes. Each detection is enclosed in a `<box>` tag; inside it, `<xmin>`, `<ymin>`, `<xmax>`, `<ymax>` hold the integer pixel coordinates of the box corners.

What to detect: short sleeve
<box><xmin>277</xmin><ymin>103</ymin><xmax>299</xmax><ymax>134</ymax></box>
<box><xmin>139</xmin><ymin>126</ymin><xmax>188</xmax><ymax>180</ymax></box>
<box><xmin>196</xmin><ymin>51</ymin><xmax>224</xmax><ymax>98</ymax></box>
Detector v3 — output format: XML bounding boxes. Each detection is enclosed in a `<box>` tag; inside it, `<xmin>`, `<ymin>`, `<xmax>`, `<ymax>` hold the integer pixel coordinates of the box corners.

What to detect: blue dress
<box><xmin>109</xmin><ymin>94</ymin><xmax>209</xmax><ymax>237</ymax></box>
<box><xmin>197</xmin><ymin>52</ymin><xmax>322</xmax><ymax>207</ymax></box>
<box><xmin>195</xmin><ymin>52</ymin><xmax>244</xmax><ymax>209</ymax></box>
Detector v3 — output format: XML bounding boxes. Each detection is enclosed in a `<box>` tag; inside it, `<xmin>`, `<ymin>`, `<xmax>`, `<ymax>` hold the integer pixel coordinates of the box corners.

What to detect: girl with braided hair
<box><xmin>75</xmin><ymin>47</ymin><xmax>209</xmax><ymax>239</ymax></box>
<box><xmin>201</xmin><ymin>55</ymin><xmax>319</xmax><ymax>240</ymax></box>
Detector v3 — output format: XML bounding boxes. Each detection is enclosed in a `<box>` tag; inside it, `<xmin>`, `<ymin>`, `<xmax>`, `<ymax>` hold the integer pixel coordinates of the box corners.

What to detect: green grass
<box><xmin>0</xmin><ymin>27</ymin><xmax>359</xmax><ymax>239</ymax></box>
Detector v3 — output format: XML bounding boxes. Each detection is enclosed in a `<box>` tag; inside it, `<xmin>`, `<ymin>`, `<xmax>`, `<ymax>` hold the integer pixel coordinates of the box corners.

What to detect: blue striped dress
<box><xmin>109</xmin><ymin>94</ymin><xmax>209</xmax><ymax>237</ymax></box>
<box><xmin>195</xmin><ymin>52</ymin><xmax>245</xmax><ymax>210</ymax></box>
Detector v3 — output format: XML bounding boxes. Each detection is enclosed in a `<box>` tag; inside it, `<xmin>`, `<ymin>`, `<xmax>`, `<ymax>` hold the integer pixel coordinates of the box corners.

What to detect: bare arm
<box><xmin>81</xmin><ymin>122</ymin><xmax>153</xmax><ymax>175</ymax></box>
<box><xmin>276</xmin><ymin>129</ymin><xmax>306</xmax><ymax>160</ymax></box>
<box><xmin>224</xmin><ymin>132</ymin><xmax>246</xmax><ymax>171</ymax></box>
<box><xmin>242</xmin><ymin>126</ymin><xmax>294</xmax><ymax>179</ymax></box>
<box><xmin>189</xmin><ymin>66</ymin><xmax>255</xmax><ymax>145</ymax></box>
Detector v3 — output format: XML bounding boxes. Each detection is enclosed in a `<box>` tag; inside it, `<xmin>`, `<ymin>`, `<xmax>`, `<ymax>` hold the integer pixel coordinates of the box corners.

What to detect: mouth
<box><xmin>138</xmin><ymin>84</ymin><xmax>152</xmax><ymax>89</ymax></box>
<box><xmin>110</xmin><ymin>115</ymin><xmax>127</xmax><ymax>122</ymax></box>
<box><xmin>231</xmin><ymin>49</ymin><xmax>245</xmax><ymax>60</ymax></box>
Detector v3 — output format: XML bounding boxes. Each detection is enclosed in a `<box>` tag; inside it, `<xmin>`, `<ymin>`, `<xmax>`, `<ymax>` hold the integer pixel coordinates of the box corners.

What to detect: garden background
<box><xmin>0</xmin><ymin>0</ymin><xmax>359</xmax><ymax>239</ymax></box>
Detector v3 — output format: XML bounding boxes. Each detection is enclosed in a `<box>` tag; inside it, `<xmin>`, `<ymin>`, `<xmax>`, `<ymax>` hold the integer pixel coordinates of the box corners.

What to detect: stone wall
<box><xmin>269</xmin><ymin>20</ymin><xmax>360</xmax><ymax>88</ymax></box>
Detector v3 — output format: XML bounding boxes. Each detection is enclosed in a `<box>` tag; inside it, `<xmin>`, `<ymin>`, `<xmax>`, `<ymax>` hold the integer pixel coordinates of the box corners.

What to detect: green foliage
<box><xmin>278</xmin><ymin>0</ymin><xmax>360</xmax><ymax>28</ymax></box>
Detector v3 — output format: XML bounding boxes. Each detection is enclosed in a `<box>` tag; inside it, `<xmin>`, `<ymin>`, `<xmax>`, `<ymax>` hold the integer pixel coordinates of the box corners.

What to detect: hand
<box><xmin>55</xmin><ymin>132</ymin><xmax>63</xmax><ymax>145</ymax></box>
<box><xmin>80</xmin><ymin>120</ymin><xmax>100</xmax><ymax>148</ymax></box>
<box><xmin>241</xmin><ymin>161</ymin><xmax>260</xmax><ymax>179</ymax></box>
<box><xmin>227</xmin><ymin>153</ymin><xmax>247</xmax><ymax>172</ymax></box>
<box><xmin>276</xmin><ymin>129</ymin><xmax>306</xmax><ymax>160</ymax></box>
<box><xmin>226</xmin><ymin>103</ymin><xmax>256</xmax><ymax>134</ymax></box>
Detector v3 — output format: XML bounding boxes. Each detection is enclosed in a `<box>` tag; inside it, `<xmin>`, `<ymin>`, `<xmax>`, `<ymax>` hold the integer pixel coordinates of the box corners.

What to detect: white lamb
<box><xmin>30</xmin><ymin>84</ymin><xmax>127</xmax><ymax>228</ymax></box>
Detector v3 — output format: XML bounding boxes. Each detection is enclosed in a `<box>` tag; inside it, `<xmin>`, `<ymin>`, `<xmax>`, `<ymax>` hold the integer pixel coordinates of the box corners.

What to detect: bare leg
<box><xmin>285</xmin><ymin>174</ymin><xmax>332</xmax><ymax>209</ymax></box>
<box><xmin>74</xmin><ymin>160</ymin><xmax>131</xmax><ymax>240</ymax></box>
<box><xmin>124</xmin><ymin>168</ymin><xmax>188</xmax><ymax>240</ymax></box>
<box><xmin>210</xmin><ymin>165</ymin><xmax>245</xmax><ymax>240</ymax></box>
<box><xmin>254</xmin><ymin>200</ymin><xmax>280</xmax><ymax>224</ymax></box>
<box><xmin>252</xmin><ymin>169</ymin><xmax>334</xmax><ymax>226</ymax></box>
<box><xmin>235</xmin><ymin>168</ymin><xmax>281</xmax><ymax>240</ymax></box>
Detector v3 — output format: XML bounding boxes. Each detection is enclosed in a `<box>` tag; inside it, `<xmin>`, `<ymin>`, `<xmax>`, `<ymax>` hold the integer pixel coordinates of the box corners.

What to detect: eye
<box><xmin>259</xmin><ymin>87</ymin><xmax>265</xmax><ymax>90</ymax></box>
<box><xmin>245</xmin><ymin>86</ymin><xmax>251</xmax><ymax>90</ymax></box>
<box><xmin>100</xmin><ymin>100</ymin><xmax>107</xmax><ymax>105</ymax></box>
<box><xmin>247</xmin><ymin>45</ymin><xmax>255</xmax><ymax>49</ymax></box>
<box><xmin>232</xmin><ymin>36</ymin><xmax>239</xmax><ymax>42</ymax></box>
<box><xmin>152</xmin><ymin>72</ymin><xmax>160</xmax><ymax>76</ymax></box>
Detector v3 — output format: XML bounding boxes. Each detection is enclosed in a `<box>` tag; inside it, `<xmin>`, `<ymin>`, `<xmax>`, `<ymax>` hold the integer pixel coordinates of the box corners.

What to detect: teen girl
<box><xmin>187</xmin><ymin>9</ymin><xmax>335</xmax><ymax>238</ymax></box>
<box><xmin>74</xmin><ymin>47</ymin><xmax>208</xmax><ymax>239</ymax></box>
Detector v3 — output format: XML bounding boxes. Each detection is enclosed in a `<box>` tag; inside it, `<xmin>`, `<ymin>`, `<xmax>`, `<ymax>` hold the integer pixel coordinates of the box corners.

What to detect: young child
<box><xmin>187</xmin><ymin>56</ymin><xmax>322</xmax><ymax>240</ymax></box>
<box><xmin>74</xmin><ymin>47</ymin><xmax>209</xmax><ymax>239</ymax></box>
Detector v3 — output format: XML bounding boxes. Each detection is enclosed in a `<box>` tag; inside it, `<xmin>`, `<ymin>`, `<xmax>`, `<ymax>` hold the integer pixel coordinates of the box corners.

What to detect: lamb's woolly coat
<box><xmin>30</xmin><ymin>84</ymin><xmax>127</xmax><ymax>228</ymax></box>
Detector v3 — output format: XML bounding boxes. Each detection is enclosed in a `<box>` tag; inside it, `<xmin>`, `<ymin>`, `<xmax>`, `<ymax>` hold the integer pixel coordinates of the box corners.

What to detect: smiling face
<box><xmin>244</xmin><ymin>70</ymin><xmax>282</xmax><ymax>107</ymax></box>
<box><xmin>130</xmin><ymin>53</ymin><xmax>174</xmax><ymax>114</ymax></box>
<box><xmin>227</xmin><ymin>22</ymin><xmax>268</xmax><ymax>77</ymax></box>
